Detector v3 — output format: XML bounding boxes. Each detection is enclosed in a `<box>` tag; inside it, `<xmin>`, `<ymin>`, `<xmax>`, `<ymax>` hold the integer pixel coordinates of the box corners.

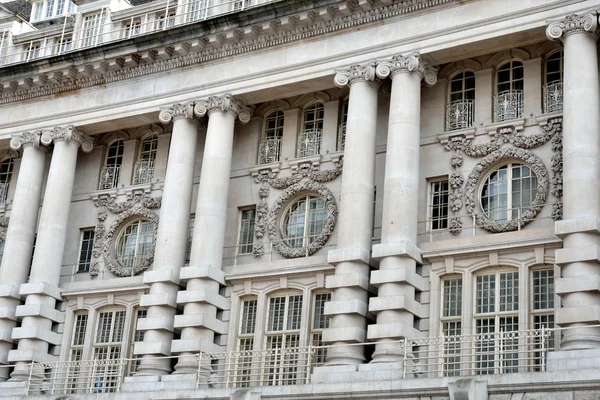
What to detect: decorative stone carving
<box><xmin>90</xmin><ymin>191</ymin><xmax>161</xmax><ymax>278</ymax></box>
<box><xmin>448</xmin><ymin>216</ymin><xmax>462</xmax><ymax>236</ymax></box>
<box><xmin>40</xmin><ymin>125</ymin><xmax>94</xmax><ymax>153</ymax></box>
<box><xmin>464</xmin><ymin>147</ymin><xmax>549</xmax><ymax>233</ymax></box>
<box><xmin>375</xmin><ymin>51</ymin><xmax>438</xmax><ymax>86</ymax></box>
<box><xmin>546</xmin><ymin>13</ymin><xmax>598</xmax><ymax>41</ymax></box>
<box><xmin>550</xmin><ymin>129</ymin><xmax>563</xmax><ymax>220</ymax></box>
<box><xmin>194</xmin><ymin>94</ymin><xmax>252</xmax><ymax>123</ymax></box>
<box><xmin>10</xmin><ymin>131</ymin><xmax>42</xmax><ymax>150</ymax></box>
<box><xmin>158</xmin><ymin>102</ymin><xmax>195</xmax><ymax>123</ymax></box>
<box><xmin>334</xmin><ymin>61</ymin><xmax>382</xmax><ymax>87</ymax></box>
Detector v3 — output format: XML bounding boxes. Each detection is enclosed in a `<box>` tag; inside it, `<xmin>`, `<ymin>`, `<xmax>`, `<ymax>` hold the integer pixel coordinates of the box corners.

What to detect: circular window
<box><xmin>481</xmin><ymin>163</ymin><xmax>537</xmax><ymax>222</ymax></box>
<box><xmin>116</xmin><ymin>219</ymin><xmax>154</xmax><ymax>270</ymax></box>
<box><xmin>281</xmin><ymin>194</ymin><xmax>327</xmax><ymax>248</ymax></box>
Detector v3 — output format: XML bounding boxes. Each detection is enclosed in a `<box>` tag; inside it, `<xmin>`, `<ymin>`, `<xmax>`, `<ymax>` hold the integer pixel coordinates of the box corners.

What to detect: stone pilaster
<box><xmin>9</xmin><ymin>126</ymin><xmax>93</xmax><ymax>380</ymax></box>
<box><xmin>172</xmin><ymin>94</ymin><xmax>250</xmax><ymax>376</ymax></box>
<box><xmin>368</xmin><ymin>52</ymin><xmax>436</xmax><ymax>362</ymax></box>
<box><xmin>0</xmin><ymin>132</ymin><xmax>46</xmax><ymax>380</ymax></box>
<box><xmin>546</xmin><ymin>13</ymin><xmax>600</xmax><ymax>349</ymax></box>
<box><xmin>323</xmin><ymin>61</ymin><xmax>381</xmax><ymax>365</ymax></box>
<box><xmin>135</xmin><ymin>103</ymin><xmax>201</xmax><ymax>375</ymax></box>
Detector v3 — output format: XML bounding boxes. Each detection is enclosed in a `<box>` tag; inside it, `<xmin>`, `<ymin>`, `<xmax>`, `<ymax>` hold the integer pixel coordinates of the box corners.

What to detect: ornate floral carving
<box><xmin>10</xmin><ymin>131</ymin><xmax>43</xmax><ymax>150</ymax></box>
<box><xmin>267</xmin><ymin>180</ymin><xmax>337</xmax><ymax>258</ymax></box>
<box><xmin>194</xmin><ymin>94</ymin><xmax>252</xmax><ymax>123</ymax></box>
<box><xmin>376</xmin><ymin>51</ymin><xmax>438</xmax><ymax>86</ymax></box>
<box><xmin>253</xmin><ymin>185</ymin><xmax>270</xmax><ymax>258</ymax></box>
<box><xmin>270</xmin><ymin>160</ymin><xmax>343</xmax><ymax>190</ymax></box>
<box><xmin>90</xmin><ymin>191</ymin><xmax>161</xmax><ymax>278</ymax></box>
<box><xmin>448</xmin><ymin>216</ymin><xmax>462</xmax><ymax>236</ymax></box>
<box><xmin>550</xmin><ymin>128</ymin><xmax>563</xmax><ymax>220</ymax></box>
<box><xmin>464</xmin><ymin>148</ymin><xmax>549</xmax><ymax>233</ymax></box>
<box><xmin>547</xmin><ymin>13</ymin><xmax>598</xmax><ymax>41</ymax></box>
<box><xmin>158</xmin><ymin>102</ymin><xmax>195</xmax><ymax>123</ymax></box>
<box><xmin>40</xmin><ymin>126</ymin><xmax>94</xmax><ymax>153</ymax></box>
<box><xmin>334</xmin><ymin>61</ymin><xmax>381</xmax><ymax>87</ymax></box>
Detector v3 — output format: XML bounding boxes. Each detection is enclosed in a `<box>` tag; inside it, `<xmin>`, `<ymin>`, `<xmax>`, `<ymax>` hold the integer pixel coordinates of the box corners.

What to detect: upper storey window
<box><xmin>446</xmin><ymin>71</ymin><xmax>475</xmax><ymax>131</ymax></box>
<box><xmin>233</xmin><ymin>0</ymin><xmax>252</xmax><ymax>11</ymax></box>
<box><xmin>259</xmin><ymin>110</ymin><xmax>284</xmax><ymax>164</ymax></box>
<box><xmin>133</xmin><ymin>135</ymin><xmax>157</xmax><ymax>185</ymax></box>
<box><xmin>544</xmin><ymin>50</ymin><xmax>564</xmax><ymax>114</ymax></box>
<box><xmin>186</xmin><ymin>0</ymin><xmax>208</xmax><ymax>22</ymax></box>
<box><xmin>494</xmin><ymin>61</ymin><xmax>524</xmax><ymax>122</ymax></box>
<box><xmin>282</xmin><ymin>194</ymin><xmax>327</xmax><ymax>249</ymax></box>
<box><xmin>81</xmin><ymin>12</ymin><xmax>105</xmax><ymax>48</ymax></box>
<box><xmin>337</xmin><ymin>99</ymin><xmax>349</xmax><ymax>151</ymax></box>
<box><xmin>116</xmin><ymin>219</ymin><xmax>154</xmax><ymax>271</ymax></box>
<box><xmin>99</xmin><ymin>140</ymin><xmax>124</xmax><ymax>190</ymax></box>
<box><xmin>0</xmin><ymin>158</ymin><xmax>13</xmax><ymax>204</ymax></box>
<box><xmin>481</xmin><ymin>163</ymin><xmax>537</xmax><ymax>222</ymax></box>
<box><xmin>30</xmin><ymin>0</ymin><xmax>76</xmax><ymax>22</ymax></box>
<box><xmin>297</xmin><ymin>103</ymin><xmax>324</xmax><ymax>158</ymax></box>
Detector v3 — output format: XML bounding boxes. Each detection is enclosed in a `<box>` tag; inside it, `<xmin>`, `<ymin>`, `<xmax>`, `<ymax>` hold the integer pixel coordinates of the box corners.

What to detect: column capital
<box><xmin>334</xmin><ymin>61</ymin><xmax>382</xmax><ymax>88</ymax></box>
<box><xmin>547</xmin><ymin>12</ymin><xmax>598</xmax><ymax>41</ymax></box>
<box><xmin>375</xmin><ymin>51</ymin><xmax>438</xmax><ymax>86</ymax></box>
<box><xmin>193</xmin><ymin>94</ymin><xmax>251</xmax><ymax>123</ymax></box>
<box><xmin>10</xmin><ymin>131</ymin><xmax>43</xmax><ymax>150</ymax></box>
<box><xmin>40</xmin><ymin>126</ymin><xmax>94</xmax><ymax>153</ymax></box>
<box><xmin>158</xmin><ymin>102</ymin><xmax>195</xmax><ymax>123</ymax></box>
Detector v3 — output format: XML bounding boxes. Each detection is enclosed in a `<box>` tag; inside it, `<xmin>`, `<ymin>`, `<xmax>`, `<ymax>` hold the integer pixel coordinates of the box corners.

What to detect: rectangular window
<box><xmin>311</xmin><ymin>292</ymin><xmax>331</xmax><ymax>366</ymax></box>
<box><xmin>186</xmin><ymin>0</ymin><xmax>208</xmax><ymax>22</ymax></box>
<box><xmin>233</xmin><ymin>0</ymin><xmax>251</xmax><ymax>11</ymax></box>
<box><xmin>123</xmin><ymin>20</ymin><xmax>142</xmax><ymax>38</ymax></box>
<box><xmin>128</xmin><ymin>309</ymin><xmax>147</xmax><ymax>375</ymax></box>
<box><xmin>237</xmin><ymin>208</ymin><xmax>256</xmax><ymax>255</ymax></box>
<box><xmin>81</xmin><ymin>13</ymin><xmax>103</xmax><ymax>47</ymax></box>
<box><xmin>441</xmin><ymin>278</ymin><xmax>462</xmax><ymax>376</ymax></box>
<box><xmin>531</xmin><ymin>268</ymin><xmax>555</xmax><ymax>368</ymax></box>
<box><xmin>57</xmin><ymin>36</ymin><xmax>72</xmax><ymax>53</ymax></box>
<box><xmin>77</xmin><ymin>229</ymin><xmax>95</xmax><ymax>273</ymax></box>
<box><xmin>32</xmin><ymin>2</ymin><xmax>43</xmax><ymax>21</ymax></box>
<box><xmin>428</xmin><ymin>178</ymin><xmax>449</xmax><ymax>231</ymax></box>
<box><xmin>45</xmin><ymin>0</ymin><xmax>55</xmax><ymax>18</ymax></box>
<box><xmin>156</xmin><ymin>11</ymin><xmax>175</xmax><ymax>30</ymax></box>
<box><xmin>235</xmin><ymin>298</ymin><xmax>257</xmax><ymax>388</ymax></box>
<box><xmin>67</xmin><ymin>312</ymin><xmax>88</xmax><ymax>393</ymax></box>
<box><xmin>93</xmin><ymin>309</ymin><xmax>126</xmax><ymax>393</ymax></box>
<box><xmin>24</xmin><ymin>43</ymin><xmax>41</xmax><ymax>61</ymax></box>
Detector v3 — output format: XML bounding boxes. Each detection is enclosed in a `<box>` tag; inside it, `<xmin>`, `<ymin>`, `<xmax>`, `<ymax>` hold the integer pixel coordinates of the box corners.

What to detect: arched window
<box><xmin>481</xmin><ymin>163</ymin><xmax>537</xmax><ymax>222</ymax></box>
<box><xmin>99</xmin><ymin>140</ymin><xmax>124</xmax><ymax>189</ymax></box>
<box><xmin>298</xmin><ymin>103</ymin><xmax>324</xmax><ymax>157</ymax></box>
<box><xmin>544</xmin><ymin>51</ymin><xmax>564</xmax><ymax>113</ymax></box>
<box><xmin>281</xmin><ymin>194</ymin><xmax>327</xmax><ymax>248</ymax></box>
<box><xmin>446</xmin><ymin>71</ymin><xmax>475</xmax><ymax>131</ymax></box>
<box><xmin>116</xmin><ymin>219</ymin><xmax>154</xmax><ymax>270</ymax></box>
<box><xmin>0</xmin><ymin>158</ymin><xmax>13</xmax><ymax>204</ymax></box>
<box><xmin>259</xmin><ymin>110</ymin><xmax>284</xmax><ymax>164</ymax></box>
<box><xmin>494</xmin><ymin>61</ymin><xmax>524</xmax><ymax>122</ymax></box>
<box><xmin>133</xmin><ymin>136</ymin><xmax>158</xmax><ymax>185</ymax></box>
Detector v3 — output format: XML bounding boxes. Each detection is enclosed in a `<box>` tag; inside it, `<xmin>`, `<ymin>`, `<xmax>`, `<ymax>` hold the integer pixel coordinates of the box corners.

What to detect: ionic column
<box><xmin>172</xmin><ymin>94</ymin><xmax>250</xmax><ymax>375</ymax></box>
<box><xmin>0</xmin><ymin>133</ymin><xmax>46</xmax><ymax>380</ymax></box>
<box><xmin>135</xmin><ymin>103</ymin><xmax>200</xmax><ymax>376</ymax></box>
<box><xmin>547</xmin><ymin>13</ymin><xmax>600</xmax><ymax>349</ymax></box>
<box><xmin>9</xmin><ymin>126</ymin><xmax>93</xmax><ymax>380</ymax></box>
<box><xmin>368</xmin><ymin>52</ymin><xmax>437</xmax><ymax>362</ymax></box>
<box><xmin>323</xmin><ymin>62</ymin><xmax>381</xmax><ymax>365</ymax></box>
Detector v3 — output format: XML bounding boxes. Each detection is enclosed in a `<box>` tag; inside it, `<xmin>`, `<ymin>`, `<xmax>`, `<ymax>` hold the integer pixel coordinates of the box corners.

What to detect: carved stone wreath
<box><xmin>464</xmin><ymin>147</ymin><xmax>549</xmax><ymax>233</ymax></box>
<box><xmin>266</xmin><ymin>180</ymin><xmax>338</xmax><ymax>258</ymax></box>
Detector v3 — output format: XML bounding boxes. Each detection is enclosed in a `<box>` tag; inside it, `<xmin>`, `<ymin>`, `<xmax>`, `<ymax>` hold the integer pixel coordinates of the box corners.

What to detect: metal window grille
<box><xmin>494</xmin><ymin>90</ymin><xmax>523</xmax><ymax>122</ymax></box>
<box><xmin>77</xmin><ymin>229</ymin><xmax>95</xmax><ymax>273</ymax></box>
<box><xmin>133</xmin><ymin>160</ymin><xmax>155</xmax><ymax>185</ymax></box>
<box><xmin>296</xmin><ymin>129</ymin><xmax>322</xmax><ymax>158</ymax></box>
<box><xmin>238</xmin><ymin>208</ymin><xmax>256</xmax><ymax>255</ymax></box>
<box><xmin>99</xmin><ymin>140</ymin><xmax>124</xmax><ymax>189</ymax></box>
<box><xmin>428</xmin><ymin>179</ymin><xmax>449</xmax><ymax>231</ymax></box>
<box><xmin>543</xmin><ymin>81</ymin><xmax>563</xmax><ymax>114</ymax></box>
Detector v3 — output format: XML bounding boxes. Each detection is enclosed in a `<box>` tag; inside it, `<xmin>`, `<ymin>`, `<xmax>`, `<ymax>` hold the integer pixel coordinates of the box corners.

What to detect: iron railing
<box><xmin>337</xmin><ymin>123</ymin><xmax>346</xmax><ymax>151</ymax></box>
<box><xmin>132</xmin><ymin>160</ymin><xmax>154</xmax><ymax>185</ymax></box>
<box><xmin>258</xmin><ymin>137</ymin><xmax>282</xmax><ymax>164</ymax></box>
<box><xmin>543</xmin><ymin>81</ymin><xmax>563</xmax><ymax>114</ymax></box>
<box><xmin>98</xmin><ymin>165</ymin><xmax>120</xmax><ymax>190</ymax></box>
<box><xmin>494</xmin><ymin>90</ymin><xmax>523</xmax><ymax>122</ymax></box>
<box><xmin>446</xmin><ymin>99</ymin><xmax>475</xmax><ymax>131</ymax></box>
<box><xmin>296</xmin><ymin>129</ymin><xmax>322</xmax><ymax>158</ymax></box>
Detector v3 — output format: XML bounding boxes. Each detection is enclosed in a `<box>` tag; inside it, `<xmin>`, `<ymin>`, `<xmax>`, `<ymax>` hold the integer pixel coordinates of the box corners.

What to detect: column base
<box><xmin>324</xmin><ymin>344</ymin><xmax>366</xmax><ymax>365</ymax></box>
<box><xmin>135</xmin><ymin>355</ymin><xmax>172</xmax><ymax>376</ymax></box>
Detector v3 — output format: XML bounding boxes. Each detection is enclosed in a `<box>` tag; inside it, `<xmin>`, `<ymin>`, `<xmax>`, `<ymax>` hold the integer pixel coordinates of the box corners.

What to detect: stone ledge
<box><xmin>372</xmin><ymin>241</ymin><xmax>422</xmax><ymax>264</ymax></box>
<box><xmin>322</xmin><ymin>326</ymin><xmax>366</xmax><ymax>343</ymax></box>
<box><xmin>173</xmin><ymin>313</ymin><xmax>228</xmax><ymax>334</ymax></box>
<box><xmin>368</xmin><ymin>294</ymin><xmax>425</xmax><ymax>318</ymax></box>
<box><xmin>7</xmin><ymin>348</ymin><xmax>57</xmax><ymax>363</ymax></box>
<box><xmin>555</xmin><ymin>305</ymin><xmax>600</xmax><ymax>325</ymax></box>
<box><xmin>370</xmin><ymin>268</ymin><xmax>427</xmax><ymax>291</ymax></box>
<box><xmin>547</xmin><ymin>348</ymin><xmax>600</xmax><ymax>371</ymax></box>
<box><xmin>180</xmin><ymin>265</ymin><xmax>225</xmax><ymax>285</ymax></box>
<box><xmin>15</xmin><ymin>303</ymin><xmax>64</xmax><ymax>323</ymax></box>
<box><xmin>11</xmin><ymin>325</ymin><xmax>62</xmax><ymax>345</ymax></box>
<box><xmin>326</xmin><ymin>272</ymin><xmax>374</xmax><ymax>292</ymax></box>
<box><xmin>555</xmin><ymin>216</ymin><xmax>600</xmax><ymax>238</ymax></box>
<box><xmin>134</xmin><ymin>340</ymin><xmax>171</xmax><ymax>356</ymax></box>
<box><xmin>19</xmin><ymin>282</ymin><xmax>62</xmax><ymax>300</ymax></box>
<box><xmin>143</xmin><ymin>268</ymin><xmax>181</xmax><ymax>285</ymax></box>
<box><xmin>0</xmin><ymin>307</ymin><xmax>16</xmax><ymax>321</ymax></box>
<box><xmin>367</xmin><ymin>322</ymin><xmax>421</xmax><ymax>341</ymax></box>
<box><xmin>136</xmin><ymin>315</ymin><xmax>175</xmax><ymax>332</ymax></box>
<box><xmin>324</xmin><ymin>299</ymin><xmax>370</xmax><ymax>317</ymax></box>
<box><xmin>556</xmin><ymin>275</ymin><xmax>600</xmax><ymax>295</ymax></box>
<box><xmin>327</xmin><ymin>247</ymin><xmax>373</xmax><ymax>266</ymax></box>
<box><xmin>0</xmin><ymin>285</ymin><xmax>20</xmax><ymax>300</ymax></box>
<box><xmin>140</xmin><ymin>291</ymin><xmax>178</xmax><ymax>308</ymax></box>
<box><xmin>555</xmin><ymin>245</ymin><xmax>600</xmax><ymax>265</ymax></box>
<box><xmin>176</xmin><ymin>289</ymin><xmax>230</xmax><ymax>310</ymax></box>
<box><xmin>0</xmin><ymin>328</ymin><xmax>13</xmax><ymax>346</ymax></box>
<box><xmin>170</xmin><ymin>338</ymin><xmax>222</xmax><ymax>354</ymax></box>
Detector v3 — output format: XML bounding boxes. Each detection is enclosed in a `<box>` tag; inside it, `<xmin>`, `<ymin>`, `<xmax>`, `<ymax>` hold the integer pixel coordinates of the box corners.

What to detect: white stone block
<box><xmin>173</xmin><ymin>313</ymin><xmax>228</xmax><ymax>334</ymax></box>
<box><xmin>143</xmin><ymin>268</ymin><xmax>181</xmax><ymax>285</ymax></box>
<box><xmin>327</xmin><ymin>247</ymin><xmax>372</xmax><ymax>265</ymax></box>
<box><xmin>0</xmin><ymin>328</ymin><xmax>12</xmax><ymax>344</ymax></box>
<box><xmin>15</xmin><ymin>303</ymin><xmax>65</xmax><ymax>323</ymax></box>
<box><xmin>372</xmin><ymin>240</ymin><xmax>422</xmax><ymax>263</ymax></box>
<box><xmin>19</xmin><ymin>281</ymin><xmax>62</xmax><ymax>300</ymax></box>
<box><xmin>7</xmin><ymin>348</ymin><xmax>56</xmax><ymax>363</ymax></box>
<box><xmin>370</xmin><ymin>268</ymin><xmax>427</xmax><ymax>291</ymax></box>
<box><xmin>140</xmin><ymin>291</ymin><xmax>178</xmax><ymax>308</ymax></box>
<box><xmin>358</xmin><ymin>361</ymin><xmax>403</xmax><ymax>371</ymax></box>
<box><xmin>555</xmin><ymin>245</ymin><xmax>600</xmax><ymax>265</ymax></box>
<box><xmin>322</xmin><ymin>326</ymin><xmax>365</xmax><ymax>343</ymax></box>
<box><xmin>136</xmin><ymin>315</ymin><xmax>175</xmax><ymax>332</ymax></box>
<box><xmin>547</xmin><ymin>348</ymin><xmax>600</xmax><ymax>371</ymax></box>
<box><xmin>555</xmin><ymin>216</ymin><xmax>600</xmax><ymax>237</ymax></box>
<box><xmin>326</xmin><ymin>273</ymin><xmax>371</xmax><ymax>290</ymax></box>
<box><xmin>448</xmin><ymin>378</ymin><xmax>488</xmax><ymax>400</ymax></box>
<box><xmin>176</xmin><ymin>289</ymin><xmax>230</xmax><ymax>310</ymax></box>
<box><xmin>134</xmin><ymin>340</ymin><xmax>171</xmax><ymax>356</ymax></box>
<box><xmin>180</xmin><ymin>265</ymin><xmax>225</xmax><ymax>285</ymax></box>
<box><xmin>0</xmin><ymin>307</ymin><xmax>16</xmax><ymax>321</ymax></box>
<box><xmin>170</xmin><ymin>338</ymin><xmax>222</xmax><ymax>354</ymax></box>
<box><xmin>367</xmin><ymin>322</ymin><xmax>421</xmax><ymax>340</ymax></box>
<box><xmin>555</xmin><ymin>305</ymin><xmax>600</xmax><ymax>325</ymax></box>
<box><xmin>0</xmin><ymin>285</ymin><xmax>20</xmax><ymax>299</ymax></box>
<box><xmin>555</xmin><ymin>275</ymin><xmax>600</xmax><ymax>295</ymax></box>
<box><xmin>11</xmin><ymin>326</ymin><xmax>62</xmax><ymax>345</ymax></box>
<box><xmin>368</xmin><ymin>294</ymin><xmax>425</xmax><ymax>317</ymax></box>
<box><xmin>324</xmin><ymin>299</ymin><xmax>369</xmax><ymax>317</ymax></box>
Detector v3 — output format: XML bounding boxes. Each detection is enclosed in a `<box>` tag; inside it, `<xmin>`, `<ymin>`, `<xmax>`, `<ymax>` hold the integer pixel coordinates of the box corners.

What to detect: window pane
<box><xmin>240</xmin><ymin>299</ymin><xmax>257</xmax><ymax>335</ymax></box>
<box><xmin>313</xmin><ymin>293</ymin><xmax>331</xmax><ymax>330</ymax></box>
<box><xmin>443</xmin><ymin>278</ymin><xmax>462</xmax><ymax>317</ymax></box>
<box><xmin>532</xmin><ymin>269</ymin><xmax>554</xmax><ymax>310</ymax></box>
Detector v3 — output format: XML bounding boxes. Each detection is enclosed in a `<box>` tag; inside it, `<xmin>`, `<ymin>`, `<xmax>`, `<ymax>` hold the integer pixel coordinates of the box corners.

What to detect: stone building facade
<box><xmin>0</xmin><ymin>0</ymin><xmax>599</xmax><ymax>398</ymax></box>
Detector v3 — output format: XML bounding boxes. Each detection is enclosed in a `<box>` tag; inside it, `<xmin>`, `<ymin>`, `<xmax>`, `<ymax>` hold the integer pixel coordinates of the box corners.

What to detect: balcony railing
<box><xmin>98</xmin><ymin>165</ymin><xmax>120</xmax><ymax>190</ymax></box>
<box><xmin>337</xmin><ymin>123</ymin><xmax>346</xmax><ymax>151</ymax></box>
<box><xmin>0</xmin><ymin>183</ymin><xmax>8</xmax><ymax>204</ymax></box>
<box><xmin>132</xmin><ymin>160</ymin><xmax>154</xmax><ymax>185</ymax></box>
<box><xmin>258</xmin><ymin>137</ymin><xmax>282</xmax><ymax>164</ymax></box>
<box><xmin>445</xmin><ymin>99</ymin><xmax>474</xmax><ymax>131</ymax></box>
<box><xmin>296</xmin><ymin>129</ymin><xmax>322</xmax><ymax>158</ymax></box>
<box><xmin>10</xmin><ymin>326</ymin><xmax>563</xmax><ymax>395</ymax></box>
<box><xmin>543</xmin><ymin>81</ymin><xmax>563</xmax><ymax>114</ymax></box>
<box><xmin>494</xmin><ymin>90</ymin><xmax>523</xmax><ymax>122</ymax></box>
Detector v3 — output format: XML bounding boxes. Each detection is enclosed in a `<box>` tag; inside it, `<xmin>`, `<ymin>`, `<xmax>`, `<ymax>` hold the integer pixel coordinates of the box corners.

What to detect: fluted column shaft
<box><xmin>0</xmin><ymin>134</ymin><xmax>45</xmax><ymax>380</ymax></box>
<box><xmin>9</xmin><ymin>126</ymin><xmax>92</xmax><ymax>380</ymax></box>
<box><xmin>547</xmin><ymin>13</ymin><xmax>600</xmax><ymax>349</ymax></box>
<box><xmin>136</xmin><ymin>103</ymin><xmax>199</xmax><ymax>375</ymax></box>
<box><xmin>369</xmin><ymin>53</ymin><xmax>437</xmax><ymax>362</ymax></box>
<box><xmin>324</xmin><ymin>62</ymin><xmax>380</xmax><ymax>365</ymax></box>
<box><xmin>172</xmin><ymin>94</ymin><xmax>250</xmax><ymax>375</ymax></box>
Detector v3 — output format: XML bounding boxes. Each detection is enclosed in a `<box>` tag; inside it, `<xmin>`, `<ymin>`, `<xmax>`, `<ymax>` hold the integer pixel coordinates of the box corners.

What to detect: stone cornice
<box><xmin>40</xmin><ymin>126</ymin><xmax>94</xmax><ymax>152</ymax></box>
<box><xmin>0</xmin><ymin>0</ymin><xmax>456</xmax><ymax>105</ymax></box>
<box><xmin>375</xmin><ymin>51</ymin><xmax>438</xmax><ymax>86</ymax></box>
<box><xmin>334</xmin><ymin>61</ymin><xmax>382</xmax><ymax>88</ymax></box>
<box><xmin>546</xmin><ymin>11</ymin><xmax>599</xmax><ymax>41</ymax></box>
